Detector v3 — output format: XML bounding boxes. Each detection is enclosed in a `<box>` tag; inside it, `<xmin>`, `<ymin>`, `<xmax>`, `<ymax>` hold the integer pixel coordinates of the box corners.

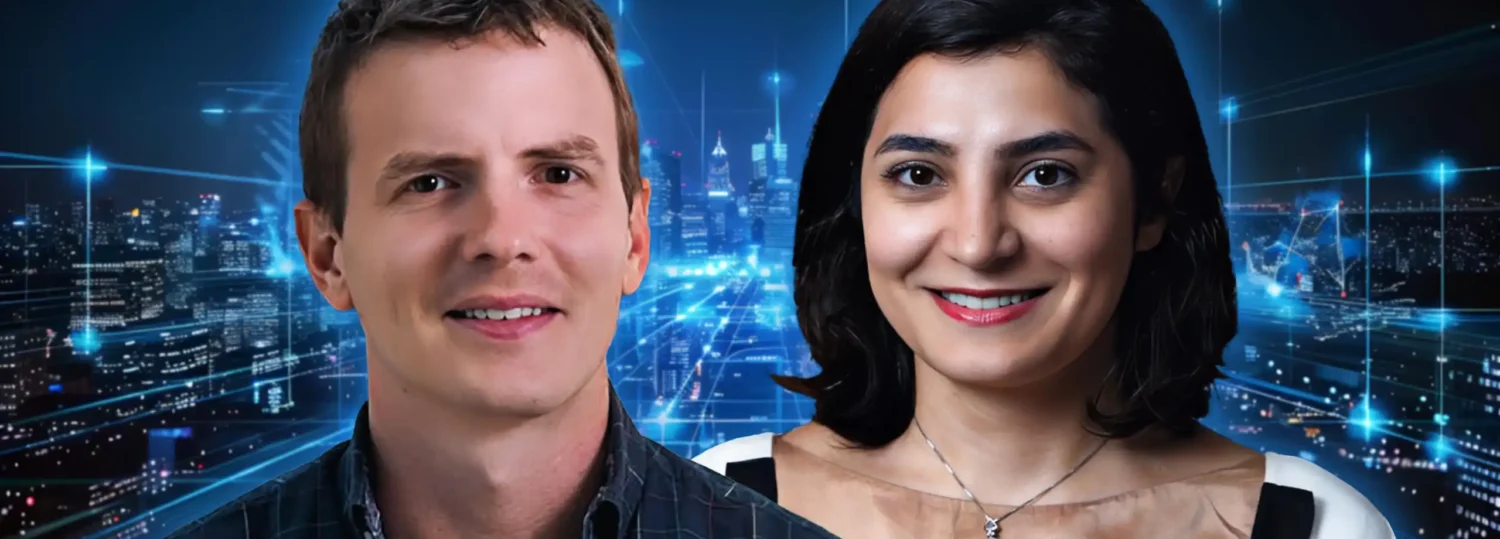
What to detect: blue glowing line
<box><xmin>1362</xmin><ymin>119</ymin><xmax>1372</xmax><ymax>440</ymax></box>
<box><xmin>613</xmin><ymin>279</ymin><xmax>738</xmax><ymax>375</ymax></box>
<box><xmin>225</xmin><ymin>87</ymin><xmax>292</xmax><ymax>98</ymax></box>
<box><xmin>655</xmin><ymin>276</ymin><xmax>759</xmax><ymax>421</ymax></box>
<box><xmin>1230</xmin><ymin>165</ymin><xmax>1499</xmax><ymax>189</ymax></box>
<box><xmin>0</xmin><ymin>151</ymin><xmax>74</xmax><ymax>165</ymax></box>
<box><xmin>0</xmin><ymin>150</ymin><xmax>281</xmax><ymax>187</ymax></box>
<box><xmin>1236</xmin><ymin>22</ymin><xmax>1494</xmax><ymax>101</ymax></box>
<box><xmin>701</xmin><ymin>72</ymin><xmax>707</xmax><ymax>186</ymax></box>
<box><xmin>1226</xmin><ymin>104</ymin><xmax>1233</xmax><ymax>207</ymax></box>
<box><xmin>772</xmin><ymin>70</ymin><xmax>783</xmax><ymax>146</ymax></box>
<box><xmin>101</xmin><ymin>161</ymin><xmax>282</xmax><ymax>186</ymax></box>
<box><xmin>84</xmin><ymin>147</ymin><xmax>93</xmax><ymax>340</ymax></box>
<box><xmin>1222</xmin><ymin>370</ymin><xmax>1328</xmax><ymax>404</ymax></box>
<box><xmin>15</xmin><ymin>501</ymin><xmax>124</xmax><ymax>537</ymax></box>
<box><xmin>1438</xmin><ymin>159</ymin><xmax>1446</xmax><ymax>428</ymax></box>
<box><xmin>0</xmin><ymin>295</ymin><xmax>69</xmax><ymax>307</ymax></box>
<box><xmin>10</xmin><ymin>363</ymin><xmax>259</xmax><ymax>427</ymax></box>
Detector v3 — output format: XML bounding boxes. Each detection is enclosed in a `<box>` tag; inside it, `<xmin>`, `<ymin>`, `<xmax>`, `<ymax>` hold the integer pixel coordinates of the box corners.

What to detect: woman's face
<box><xmin>860</xmin><ymin>49</ymin><xmax>1168</xmax><ymax>388</ymax></box>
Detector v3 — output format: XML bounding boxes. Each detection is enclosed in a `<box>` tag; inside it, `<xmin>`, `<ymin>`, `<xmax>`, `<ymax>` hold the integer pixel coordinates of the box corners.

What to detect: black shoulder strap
<box><xmin>724</xmin><ymin>457</ymin><xmax>778</xmax><ymax>502</ymax></box>
<box><xmin>1248</xmin><ymin>483</ymin><xmax>1315</xmax><ymax>539</ymax></box>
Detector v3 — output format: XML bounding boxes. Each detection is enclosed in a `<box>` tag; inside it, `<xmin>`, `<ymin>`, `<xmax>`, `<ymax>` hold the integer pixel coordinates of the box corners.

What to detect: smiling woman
<box><xmin>693</xmin><ymin>0</ymin><xmax>1394</xmax><ymax>538</ymax></box>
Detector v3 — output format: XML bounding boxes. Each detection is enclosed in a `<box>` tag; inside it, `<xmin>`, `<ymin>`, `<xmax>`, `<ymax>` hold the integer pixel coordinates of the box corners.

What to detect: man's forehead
<box><xmin>340</xmin><ymin>27</ymin><xmax>619</xmax><ymax>166</ymax></box>
<box><xmin>349</xmin><ymin>25</ymin><xmax>597</xmax><ymax>82</ymax></box>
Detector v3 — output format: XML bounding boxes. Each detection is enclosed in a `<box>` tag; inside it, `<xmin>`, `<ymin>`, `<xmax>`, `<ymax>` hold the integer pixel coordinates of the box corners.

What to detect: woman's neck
<box><xmin>877</xmin><ymin>355</ymin><xmax>1117</xmax><ymax>506</ymax></box>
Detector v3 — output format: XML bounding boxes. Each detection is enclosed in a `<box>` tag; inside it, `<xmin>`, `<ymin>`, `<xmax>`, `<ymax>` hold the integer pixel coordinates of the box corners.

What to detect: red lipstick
<box><xmin>929</xmin><ymin>288</ymin><xmax>1045</xmax><ymax>327</ymax></box>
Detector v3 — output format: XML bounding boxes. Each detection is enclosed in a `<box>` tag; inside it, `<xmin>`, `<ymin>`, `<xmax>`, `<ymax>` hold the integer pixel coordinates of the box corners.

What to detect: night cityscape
<box><xmin>1</xmin><ymin>0</ymin><xmax>1498</xmax><ymax>537</ymax></box>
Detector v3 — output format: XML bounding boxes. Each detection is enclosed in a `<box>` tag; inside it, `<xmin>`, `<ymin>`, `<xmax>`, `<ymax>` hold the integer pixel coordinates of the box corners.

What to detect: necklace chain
<box><xmin>914</xmin><ymin>419</ymin><xmax>1108</xmax><ymax>538</ymax></box>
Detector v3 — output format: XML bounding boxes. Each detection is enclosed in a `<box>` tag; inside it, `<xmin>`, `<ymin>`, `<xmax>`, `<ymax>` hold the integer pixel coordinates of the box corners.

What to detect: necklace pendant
<box><xmin>984</xmin><ymin>518</ymin><xmax>1000</xmax><ymax>538</ymax></box>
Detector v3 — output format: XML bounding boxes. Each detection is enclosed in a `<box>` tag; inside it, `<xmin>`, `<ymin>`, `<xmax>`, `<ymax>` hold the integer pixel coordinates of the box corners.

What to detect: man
<box><xmin>167</xmin><ymin>1</ymin><xmax>832</xmax><ymax>537</ymax></box>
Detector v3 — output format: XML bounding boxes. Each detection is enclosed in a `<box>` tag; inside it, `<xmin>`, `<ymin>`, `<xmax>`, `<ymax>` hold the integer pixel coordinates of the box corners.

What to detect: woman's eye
<box><xmin>542</xmin><ymin>166</ymin><xmax>578</xmax><ymax>184</ymax></box>
<box><xmin>1018</xmin><ymin>163</ymin><xmax>1076</xmax><ymax>188</ymax></box>
<box><xmin>894</xmin><ymin>165</ymin><xmax>940</xmax><ymax>187</ymax></box>
<box><xmin>407</xmin><ymin>174</ymin><xmax>453</xmax><ymax>193</ymax></box>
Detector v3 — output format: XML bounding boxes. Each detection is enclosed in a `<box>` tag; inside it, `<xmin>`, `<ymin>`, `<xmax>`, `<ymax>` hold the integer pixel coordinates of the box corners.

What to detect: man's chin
<box><xmin>436</xmin><ymin>384</ymin><xmax>572</xmax><ymax>418</ymax></box>
<box><xmin>445</xmin><ymin>365</ymin><xmax>599</xmax><ymax>414</ymax></box>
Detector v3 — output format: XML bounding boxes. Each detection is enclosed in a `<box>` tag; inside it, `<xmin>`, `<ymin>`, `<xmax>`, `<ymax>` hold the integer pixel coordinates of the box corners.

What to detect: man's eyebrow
<box><xmin>378</xmin><ymin>152</ymin><xmax>475</xmax><ymax>181</ymax></box>
<box><xmin>522</xmin><ymin>135</ymin><xmax>605</xmax><ymax>166</ymax></box>
<box><xmin>996</xmin><ymin>130</ymin><xmax>1094</xmax><ymax>158</ymax></box>
<box><xmin>874</xmin><ymin>134</ymin><xmax>956</xmax><ymax>157</ymax></box>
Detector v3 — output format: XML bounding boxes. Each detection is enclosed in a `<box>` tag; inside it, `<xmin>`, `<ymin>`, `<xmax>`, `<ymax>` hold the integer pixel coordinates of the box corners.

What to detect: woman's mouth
<box><xmin>927</xmin><ymin>288</ymin><xmax>1049</xmax><ymax>327</ymax></box>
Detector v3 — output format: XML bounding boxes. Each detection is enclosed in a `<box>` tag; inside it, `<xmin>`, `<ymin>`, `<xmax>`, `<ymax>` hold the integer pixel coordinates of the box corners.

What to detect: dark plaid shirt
<box><xmin>166</xmin><ymin>389</ymin><xmax>833</xmax><ymax>539</ymax></box>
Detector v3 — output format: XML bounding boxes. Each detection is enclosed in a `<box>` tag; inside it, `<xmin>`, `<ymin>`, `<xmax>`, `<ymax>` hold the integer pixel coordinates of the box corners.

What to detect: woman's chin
<box><xmin>918</xmin><ymin>352</ymin><xmax>1076</xmax><ymax>390</ymax></box>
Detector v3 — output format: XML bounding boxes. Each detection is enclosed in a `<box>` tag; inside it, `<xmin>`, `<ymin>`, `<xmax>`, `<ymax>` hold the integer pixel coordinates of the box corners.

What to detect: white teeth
<box><xmin>460</xmin><ymin>307</ymin><xmax>546</xmax><ymax>320</ymax></box>
<box><xmin>940</xmin><ymin>291</ymin><xmax>1040</xmax><ymax>310</ymax></box>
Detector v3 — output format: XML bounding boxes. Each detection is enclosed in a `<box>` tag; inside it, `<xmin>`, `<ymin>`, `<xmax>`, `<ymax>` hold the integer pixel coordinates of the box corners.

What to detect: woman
<box><xmin>694</xmin><ymin>0</ymin><xmax>1393</xmax><ymax>537</ymax></box>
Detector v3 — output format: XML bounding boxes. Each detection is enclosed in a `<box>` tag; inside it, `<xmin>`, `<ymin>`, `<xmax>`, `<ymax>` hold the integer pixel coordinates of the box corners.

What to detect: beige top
<box><xmin>767</xmin><ymin>435</ymin><xmax>1263</xmax><ymax>538</ymax></box>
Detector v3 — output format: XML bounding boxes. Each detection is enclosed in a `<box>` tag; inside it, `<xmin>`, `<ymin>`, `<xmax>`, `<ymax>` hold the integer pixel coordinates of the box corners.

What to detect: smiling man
<box><xmin>166</xmin><ymin>1</ymin><xmax>832</xmax><ymax>538</ymax></box>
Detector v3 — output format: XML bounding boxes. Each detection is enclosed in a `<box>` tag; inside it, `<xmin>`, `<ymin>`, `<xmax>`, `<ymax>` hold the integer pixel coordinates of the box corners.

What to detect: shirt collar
<box><xmin>339</xmin><ymin>385</ymin><xmax>652</xmax><ymax>539</ymax></box>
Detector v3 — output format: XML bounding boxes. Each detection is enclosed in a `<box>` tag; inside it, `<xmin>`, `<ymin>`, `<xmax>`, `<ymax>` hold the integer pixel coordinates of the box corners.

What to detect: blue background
<box><xmin>1</xmin><ymin>1</ymin><xmax>1498</xmax><ymax>537</ymax></box>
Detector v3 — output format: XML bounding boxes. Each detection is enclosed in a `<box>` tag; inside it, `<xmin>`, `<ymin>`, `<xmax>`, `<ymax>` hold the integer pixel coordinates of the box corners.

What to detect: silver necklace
<box><xmin>914</xmin><ymin>419</ymin><xmax>1109</xmax><ymax>538</ymax></box>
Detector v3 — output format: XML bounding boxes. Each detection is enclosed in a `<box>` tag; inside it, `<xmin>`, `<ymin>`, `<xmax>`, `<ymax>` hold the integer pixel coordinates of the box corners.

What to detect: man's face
<box><xmin>296</xmin><ymin>27</ymin><xmax>650</xmax><ymax>417</ymax></box>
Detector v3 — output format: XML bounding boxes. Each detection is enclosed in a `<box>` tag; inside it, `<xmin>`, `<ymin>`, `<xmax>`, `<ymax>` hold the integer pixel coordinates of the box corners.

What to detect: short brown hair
<box><xmin>300</xmin><ymin>0</ymin><xmax>643</xmax><ymax>232</ymax></box>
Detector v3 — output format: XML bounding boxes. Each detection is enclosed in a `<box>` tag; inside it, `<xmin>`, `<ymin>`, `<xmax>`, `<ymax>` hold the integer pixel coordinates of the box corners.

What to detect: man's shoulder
<box><xmin>165</xmin><ymin>440</ymin><xmax>352</xmax><ymax>539</ymax></box>
<box><xmin>633</xmin><ymin>437</ymin><xmax>835</xmax><ymax>538</ymax></box>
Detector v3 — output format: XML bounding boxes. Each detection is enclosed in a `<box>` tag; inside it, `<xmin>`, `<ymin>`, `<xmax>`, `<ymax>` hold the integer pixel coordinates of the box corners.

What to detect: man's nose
<box><xmin>459</xmin><ymin>180</ymin><xmax>539</xmax><ymax>265</ymax></box>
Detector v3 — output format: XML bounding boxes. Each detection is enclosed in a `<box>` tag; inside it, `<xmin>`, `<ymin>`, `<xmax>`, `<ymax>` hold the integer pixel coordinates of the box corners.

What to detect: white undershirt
<box><xmin>692</xmin><ymin>433</ymin><xmax>1395</xmax><ymax>539</ymax></box>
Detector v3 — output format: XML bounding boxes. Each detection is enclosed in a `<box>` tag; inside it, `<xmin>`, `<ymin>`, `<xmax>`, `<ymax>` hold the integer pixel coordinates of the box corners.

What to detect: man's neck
<box><xmin>366</xmin><ymin>364</ymin><xmax>613</xmax><ymax>539</ymax></box>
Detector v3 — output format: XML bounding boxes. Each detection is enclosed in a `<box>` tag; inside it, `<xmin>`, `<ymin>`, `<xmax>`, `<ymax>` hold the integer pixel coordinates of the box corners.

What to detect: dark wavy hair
<box><xmin>775</xmin><ymin>0</ymin><xmax>1238</xmax><ymax>448</ymax></box>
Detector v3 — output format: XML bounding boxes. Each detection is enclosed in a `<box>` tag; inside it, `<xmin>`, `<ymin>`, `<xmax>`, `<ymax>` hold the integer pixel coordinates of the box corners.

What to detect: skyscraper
<box><xmin>706</xmin><ymin>133</ymin><xmax>735</xmax><ymax>255</ymax></box>
<box><xmin>662</xmin><ymin>149</ymin><xmax>688</xmax><ymax>256</ymax></box>
<box><xmin>754</xmin><ymin>126</ymin><xmax>796</xmax><ymax>264</ymax></box>
<box><xmin>642</xmin><ymin>141</ymin><xmax>675</xmax><ymax>260</ymax></box>
<box><xmin>707</xmin><ymin>132</ymin><xmax>732</xmax><ymax>195</ymax></box>
<box><xmin>678</xmin><ymin>162</ymin><xmax>709</xmax><ymax>258</ymax></box>
<box><xmin>748</xmin><ymin>129</ymin><xmax>774</xmax><ymax>246</ymax></box>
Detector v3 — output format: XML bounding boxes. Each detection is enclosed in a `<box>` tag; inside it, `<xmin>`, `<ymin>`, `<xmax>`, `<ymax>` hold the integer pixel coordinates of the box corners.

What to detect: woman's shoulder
<box><xmin>691</xmin><ymin>432</ymin><xmax>776</xmax><ymax>474</ymax></box>
<box><xmin>1263</xmin><ymin>452</ymin><xmax>1395</xmax><ymax>539</ymax></box>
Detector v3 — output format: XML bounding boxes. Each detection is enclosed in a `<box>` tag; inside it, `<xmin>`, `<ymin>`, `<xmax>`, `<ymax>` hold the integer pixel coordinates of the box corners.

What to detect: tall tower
<box><xmin>705</xmin><ymin>132</ymin><xmax>736</xmax><ymax>255</ymax></box>
<box><xmin>706</xmin><ymin>132</ymin><xmax>732</xmax><ymax>195</ymax></box>
<box><xmin>762</xmin><ymin>70</ymin><xmax>797</xmax><ymax>264</ymax></box>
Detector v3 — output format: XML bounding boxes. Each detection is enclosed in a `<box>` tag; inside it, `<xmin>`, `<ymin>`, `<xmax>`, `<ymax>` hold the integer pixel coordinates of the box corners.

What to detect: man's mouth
<box><xmin>445</xmin><ymin>307</ymin><xmax>561</xmax><ymax>321</ymax></box>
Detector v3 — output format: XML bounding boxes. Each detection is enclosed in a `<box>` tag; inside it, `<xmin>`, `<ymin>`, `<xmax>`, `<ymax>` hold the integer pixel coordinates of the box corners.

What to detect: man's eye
<box><xmin>407</xmin><ymin>175</ymin><xmax>452</xmax><ymax>193</ymax></box>
<box><xmin>542</xmin><ymin>167</ymin><xmax>577</xmax><ymax>184</ymax></box>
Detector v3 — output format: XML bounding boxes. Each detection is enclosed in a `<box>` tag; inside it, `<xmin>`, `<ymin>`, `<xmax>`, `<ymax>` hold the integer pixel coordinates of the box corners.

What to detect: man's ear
<box><xmin>1134</xmin><ymin>156</ymin><xmax>1185</xmax><ymax>252</ymax></box>
<box><xmin>295</xmin><ymin>200</ymin><xmax>354</xmax><ymax>310</ymax></box>
<box><xmin>621</xmin><ymin>178</ymin><xmax>652</xmax><ymax>295</ymax></box>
